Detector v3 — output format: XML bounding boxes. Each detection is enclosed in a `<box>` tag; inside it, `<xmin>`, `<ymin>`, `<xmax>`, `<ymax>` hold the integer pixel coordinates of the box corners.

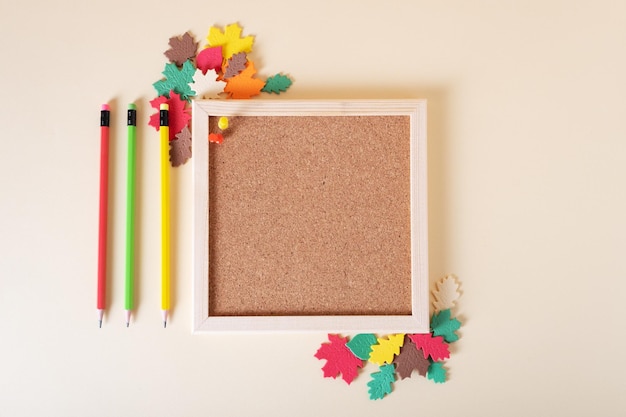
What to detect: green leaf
<box><xmin>261</xmin><ymin>73</ymin><xmax>292</xmax><ymax>94</ymax></box>
<box><xmin>153</xmin><ymin>60</ymin><xmax>196</xmax><ymax>101</ymax></box>
<box><xmin>367</xmin><ymin>364</ymin><xmax>396</xmax><ymax>400</ymax></box>
<box><xmin>430</xmin><ymin>308</ymin><xmax>461</xmax><ymax>343</ymax></box>
<box><xmin>346</xmin><ymin>334</ymin><xmax>377</xmax><ymax>360</ymax></box>
<box><xmin>427</xmin><ymin>362</ymin><xmax>447</xmax><ymax>383</ymax></box>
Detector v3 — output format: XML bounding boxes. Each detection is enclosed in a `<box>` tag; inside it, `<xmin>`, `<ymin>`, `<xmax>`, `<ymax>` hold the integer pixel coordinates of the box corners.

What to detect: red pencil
<box><xmin>97</xmin><ymin>104</ymin><xmax>110</xmax><ymax>327</ymax></box>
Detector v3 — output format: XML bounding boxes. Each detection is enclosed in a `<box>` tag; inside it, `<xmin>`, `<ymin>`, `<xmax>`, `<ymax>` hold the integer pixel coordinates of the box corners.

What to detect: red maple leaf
<box><xmin>408</xmin><ymin>333</ymin><xmax>450</xmax><ymax>361</ymax></box>
<box><xmin>148</xmin><ymin>91</ymin><xmax>191</xmax><ymax>140</ymax></box>
<box><xmin>314</xmin><ymin>334</ymin><xmax>364</xmax><ymax>385</ymax></box>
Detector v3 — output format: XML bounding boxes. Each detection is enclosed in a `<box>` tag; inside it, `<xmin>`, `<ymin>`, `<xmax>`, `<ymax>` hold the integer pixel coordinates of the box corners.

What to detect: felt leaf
<box><xmin>223</xmin><ymin>52</ymin><xmax>248</xmax><ymax>79</ymax></box>
<box><xmin>164</xmin><ymin>32</ymin><xmax>198</xmax><ymax>66</ymax></box>
<box><xmin>191</xmin><ymin>69</ymin><xmax>225</xmax><ymax>99</ymax></box>
<box><xmin>346</xmin><ymin>334</ymin><xmax>377</xmax><ymax>360</ymax></box>
<box><xmin>432</xmin><ymin>275</ymin><xmax>461</xmax><ymax>312</ymax></box>
<box><xmin>408</xmin><ymin>334</ymin><xmax>450</xmax><ymax>361</ymax></box>
<box><xmin>431</xmin><ymin>309</ymin><xmax>461</xmax><ymax>343</ymax></box>
<box><xmin>209</xmin><ymin>133</ymin><xmax>223</xmax><ymax>144</ymax></box>
<box><xmin>169</xmin><ymin>126</ymin><xmax>192</xmax><ymax>167</ymax></box>
<box><xmin>207</xmin><ymin>23</ymin><xmax>254</xmax><ymax>60</ymax></box>
<box><xmin>223</xmin><ymin>61</ymin><xmax>265</xmax><ymax>99</ymax></box>
<box><xmin>262</xmin><ymin>73</ymin><xmax>293</xmax><ymax>94</ymax></box>
<box><xmin>427</xmin><ymin>362</ymin><xmax>447</xmax><ymax>383</ymax></box>
<box><xmin>368</xmin><ymin>334</ymin><xmax>405</xmax><ymax>365</ymax></box>
<box><xmin>148</xmin><ymin>91</ymin><xmax>191</xmax><ymax>140</ymax></box>
<box><xmin>314</xmin><ymin>334</ymin><xmax>364</xmax><ymax>385</ymax></box>
<box><xmin>367</xmin><ymin>364</ymin><xmax>396</xmax><ymax>400</ymax></box>
<box><xmin>153</xmin><ymin>60</ymin><xmax>196</xmax><ymax>101</ymax></box>
<box><xmin>392</xmin><ymin>335</ymin><xmax>430</xmax><ymax>379</ymax></box>
<box><xmin>196</xmin><ymin>46</ymin><xmax>222</xmax><ymax>75</ymax></box>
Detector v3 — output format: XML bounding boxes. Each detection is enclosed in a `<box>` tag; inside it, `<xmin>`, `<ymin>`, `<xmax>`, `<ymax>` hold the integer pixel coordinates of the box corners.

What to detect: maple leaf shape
<box><xmin>169</xmin><ymin>126</ymin><xmax>192</xmax><ymax>167</ymax></box>
<box><xmin>432</xmin><ymin>274</ymin><xmax>461</xmax><ymax>312</ymax></box>
<box><xmin>148</xmin><ymin>91</ymin><xmax>191</xmax><ymax>140</ymax></box>
<box><xmin>262</xmin><ymin>73</ymin><xmax>293</xmax><ymax>94</ymax></box>
<box><xmin>431</xmin><ymin>308</ymin><xmax>461</xmax><ymax>343</ymax></box>
<box><xmin>153</xmin><ymin>60</ymin><xmax>196</xmax><ymax>101</ymax></box>
<box><xmin>164</xmin><ymin>32</ymin><xmax>198</xmax><ymax>66</ymax></box>
<box><xmin>408</xmin><ymin>334</ymin><xmax>450</xmax><ymax>361</ymax></box>
<box><xmin>392</xmin><ymin>335</ymin><xmax>430</xmax><ymax>379</ymax></box>
<box><xmin>223</xmin><ymin>61</ymin><xmax>265</xmax><ymax>99</ymax></box>
<box><xmin>196</xmin><ymin>46</ymin><xmax>222</xmax><ymax>75</ymax></box>
<box><xmin>191</xmin><ymin>69</ymin><xmax>225</xmax><ymax>99</ymax></box>
<box><xmin>207</xmin><ymin>23</ymin><xmax>254</xmax><ymax>61</ymax></box>
<box><xmin>223</xmin><ymin>52</ymin><xmax>248</xmax><ymax>79</ymax></box>
<box><xmin>427</xmin><ymin>362</ymin><xmax>447</xmax><ymax>383</ymax></box>
<box><xmin>314</xmin><ymin>334</ymin><xmax>364</xmax><ymax>385</ymax></box>
<box><xmin>368</xmin><ymin>334</ymin><xmax>405</xmax><ymax>366</ymax></box>
<box><xmin>346</xmin><ymin>333</ymin><xmax>377</xmax><ymax>360</ymax></box>
<box><xmin>367</xmin><ymin>364</ymin><xmax>396</xmax><ymax>400</ymax></box>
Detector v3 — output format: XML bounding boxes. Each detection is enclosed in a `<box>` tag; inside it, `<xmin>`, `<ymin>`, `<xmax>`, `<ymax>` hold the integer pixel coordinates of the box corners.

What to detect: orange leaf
<box><xmin>223</xmin><ymin>61</ymin><xmax>265</xmax><ymax>99</ymax></box>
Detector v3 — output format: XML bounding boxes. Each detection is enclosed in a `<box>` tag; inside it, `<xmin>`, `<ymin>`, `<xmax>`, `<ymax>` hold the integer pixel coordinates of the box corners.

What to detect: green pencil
<box><xmin>125</xmin><ymin>103</ymin><xmax>137</xmax><ymax>327</ymax></box>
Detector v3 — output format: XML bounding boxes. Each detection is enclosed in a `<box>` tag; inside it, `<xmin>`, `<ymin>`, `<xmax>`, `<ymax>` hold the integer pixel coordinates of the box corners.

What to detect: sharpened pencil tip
<box><xmin>164</xmin><ymin>321</ymin><xmax>167</xmax><ymax>328</ymax></box>
<box><xmin>126</xmin><ymin>322</ymin><xmax>129</xmax><ymax>328</ymax></box>
<box><xmin>99</xmin><ymin>320</ymin><xmax>102</xmax><ymax>328</ymax></box>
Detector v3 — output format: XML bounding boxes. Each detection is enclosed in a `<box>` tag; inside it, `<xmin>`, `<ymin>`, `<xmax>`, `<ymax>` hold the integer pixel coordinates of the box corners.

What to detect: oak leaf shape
<box><xmin>169</xmin><ymin>126</ymin><xmax>192</xmax><ymax>167</ymax></box>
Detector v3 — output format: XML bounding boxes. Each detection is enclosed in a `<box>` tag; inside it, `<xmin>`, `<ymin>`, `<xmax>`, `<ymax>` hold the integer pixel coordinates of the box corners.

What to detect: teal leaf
<box><xmin>367</xmin><ymin>364</ymin><xmax>396</xmax><ymax>400</ymax></box>
<box><xmin>153</xmin><ymin>60</ymin><xmax>196</xmax><ymax>101</ymax></box>
<box><xmin>427</xmin><ymin>362</ymin><xmax>447</xmax><ymax>383</ymax></box>
<box><xmin>261</xmin><ymin>73</ymin><xmax>292</xmax><ymax>94</ymax></box>
<box><xmin>346</xmin><ymin>334</ymin><xmax>377</xmax><ymax>360</ymax></box>
<box><xmin>430</xmin><ymin>308</ymin><xmax>461</xmax><ymax>343</ymax></box>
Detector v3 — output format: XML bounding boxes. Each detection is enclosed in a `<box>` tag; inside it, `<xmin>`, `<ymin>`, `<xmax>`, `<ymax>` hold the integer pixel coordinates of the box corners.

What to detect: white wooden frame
<box><xmin>192</xmin><ymin>99</ymin><xmax>428</xmax><ymax>333</ymax></box>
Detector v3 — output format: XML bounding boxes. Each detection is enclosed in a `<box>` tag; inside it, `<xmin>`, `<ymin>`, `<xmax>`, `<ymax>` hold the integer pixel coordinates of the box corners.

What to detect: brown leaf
<box><xmin>223</xmin><ymin>52</ymin><xmax>248</xmax><ymax>79</ymax></box>
<box><xmin>169</xmin><ymin>126</ymin><xmax>192</xmax><ymax>167</ymax></box>
<box><xmin>392</xmin><ymin>336</ymin><xmax>430</xmax><ymax>379</ymax></box>
<box><xmin>164</xmin><ymin>32</ymin><xmax>198</xmax><ymax>66</ymax></box>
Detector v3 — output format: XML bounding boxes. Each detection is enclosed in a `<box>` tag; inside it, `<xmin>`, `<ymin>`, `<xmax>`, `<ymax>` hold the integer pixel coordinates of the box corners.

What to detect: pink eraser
<box><xmin>101</xmin><ymin>104</ymin><xmax>110</xmax><ymax>111</ymax></box>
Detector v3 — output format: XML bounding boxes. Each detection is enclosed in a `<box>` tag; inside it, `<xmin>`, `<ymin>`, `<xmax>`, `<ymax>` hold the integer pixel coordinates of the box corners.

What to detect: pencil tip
<box><xmin>126</xmin><ymin>322</ymin><xmax>129</xmax><ymax>328</ymax></box>
<box><xmin>99</xmin><ymin>320</ymin><xmax>102</xmax><ymax>328</ymax></box>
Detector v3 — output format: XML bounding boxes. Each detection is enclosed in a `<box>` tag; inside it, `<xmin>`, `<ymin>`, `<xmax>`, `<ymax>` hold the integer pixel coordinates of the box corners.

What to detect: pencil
<box><xmin>97</xmin><ymin>104</ymin><xmax>110</xmax><ymax>327</ymax></box>
<box><xmin>159</xmin><ymin>103</ymin><xmax>170</xmax><ymax>328</ymax></box>
<box><xmin>125</xmin><ymin>104</ymin><xmax>137</xmax><ymax>327</ymax></box>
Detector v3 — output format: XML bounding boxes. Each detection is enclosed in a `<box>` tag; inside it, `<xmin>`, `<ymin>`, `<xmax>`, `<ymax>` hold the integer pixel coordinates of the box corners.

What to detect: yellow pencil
<box><xmin>159</xmin><ymin>103</ymin><xmax>170</xmax><ymax>328</ymax></box>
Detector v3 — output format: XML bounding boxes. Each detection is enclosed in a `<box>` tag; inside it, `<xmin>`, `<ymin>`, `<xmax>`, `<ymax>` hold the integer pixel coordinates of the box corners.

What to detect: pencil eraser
<box><xmin>160</xmin><ymin>103</ymin><xmax>169</xmax><ymax>111</ymax></box>
<box><xmin>101</xmin><ymin>104</ymin><xmax>110</xmax><ymax>111</ymax></box>
<box><xmin>128</xmin><ymin>103</ymin><xmax>137</xmax><ymax>110</ymax></box>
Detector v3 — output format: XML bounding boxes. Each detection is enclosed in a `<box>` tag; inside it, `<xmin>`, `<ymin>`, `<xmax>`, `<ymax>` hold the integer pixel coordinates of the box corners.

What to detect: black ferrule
<box><xmin>160</xmin><ymin>109</ymin><xmax>168</xmax><ymax>126</ymax></box>
<box><xmin>127</xmin><ymin>109</ymin><xmax>137</xmax><ymax>126</ymax></box>
<box><xmin>100</xmin><ymin>110</ymin><xmax>110</xmax><ymax>127</ymax></box>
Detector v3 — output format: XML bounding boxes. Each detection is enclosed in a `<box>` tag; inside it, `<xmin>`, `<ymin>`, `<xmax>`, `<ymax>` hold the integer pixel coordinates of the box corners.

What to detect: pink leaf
<box><xmin>314</xmin><ymin>334</ymin><xmax>364</xmax><ymax>385</ymax></box>
<box><xmin>197</xmin><ymin>46</ymin><xmax>222</xmax><ymax>75</ymax></box>
<box><xmin>148</xmin><ymin>91</ymin><xmax>191</xmax><ymax>140</ymax></box>
<box><xmin>408</xmin><ymin>334</ymin><xmax>450</xmax><ymax>361</ymax></box>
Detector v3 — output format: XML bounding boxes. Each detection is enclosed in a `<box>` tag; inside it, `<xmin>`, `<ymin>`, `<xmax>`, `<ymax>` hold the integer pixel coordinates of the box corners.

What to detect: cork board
<box><xmin>192</xmin><ymin>100</ymin><xmax>428</xmax><ymax>333</ymax></box>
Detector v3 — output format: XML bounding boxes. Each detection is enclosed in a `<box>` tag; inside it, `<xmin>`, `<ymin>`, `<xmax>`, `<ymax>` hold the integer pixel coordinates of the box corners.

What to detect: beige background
<box><xmin>1</xmin><ymin>1</ymin><xmax>625</xmax><ymax>416</ymax></box>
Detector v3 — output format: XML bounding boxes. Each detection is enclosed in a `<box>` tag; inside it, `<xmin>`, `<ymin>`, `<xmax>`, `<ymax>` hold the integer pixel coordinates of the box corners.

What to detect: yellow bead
<box><xmin>218</xmin><ymin>116</ymin><xmax>229</xmax><ymax>130</ymax></box>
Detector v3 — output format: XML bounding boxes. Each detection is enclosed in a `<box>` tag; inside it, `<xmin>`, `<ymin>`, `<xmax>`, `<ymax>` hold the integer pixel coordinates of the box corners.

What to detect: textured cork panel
<box><xmin>208</xmin><ymin>115</ymin><xmax>412</xmax><ymax>316</ymax></box>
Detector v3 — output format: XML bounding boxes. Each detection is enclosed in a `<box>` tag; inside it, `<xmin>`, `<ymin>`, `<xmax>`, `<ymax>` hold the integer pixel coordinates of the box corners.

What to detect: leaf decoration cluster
<box><xmin>150</xmin><ymin>23</ymin><xmax>294</xmax><ymax>167</ymax></box>
<box><xmin>314</xmin><ymin>275</ymin><xmax>463</xmax><ymax>400</ymax></box>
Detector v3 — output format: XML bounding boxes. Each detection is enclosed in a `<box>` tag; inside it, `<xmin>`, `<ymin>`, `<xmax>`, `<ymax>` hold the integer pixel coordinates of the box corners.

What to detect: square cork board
<box><xmin>192</xmin><ymin>99</ymin><xmax>428</xmax><ymax>333</ymax></box>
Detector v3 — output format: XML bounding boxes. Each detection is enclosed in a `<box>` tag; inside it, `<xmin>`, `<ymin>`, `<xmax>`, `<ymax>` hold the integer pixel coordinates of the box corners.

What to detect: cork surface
<box><xmin>208</xmin><ymin>115</ymin><xmax>412</xmax><ymax>316</ymax></box>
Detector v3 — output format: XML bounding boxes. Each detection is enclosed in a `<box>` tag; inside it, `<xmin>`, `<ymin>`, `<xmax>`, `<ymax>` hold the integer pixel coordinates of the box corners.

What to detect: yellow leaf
<box><xmin>207</xmin><ymin>23</ymin><xmax>254</xmax><ymax>60</ymax></box>
<box><xmin>368</xmin><ymin>334</ymin><xmax>405</xmax><ymax>365</ymax></box>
